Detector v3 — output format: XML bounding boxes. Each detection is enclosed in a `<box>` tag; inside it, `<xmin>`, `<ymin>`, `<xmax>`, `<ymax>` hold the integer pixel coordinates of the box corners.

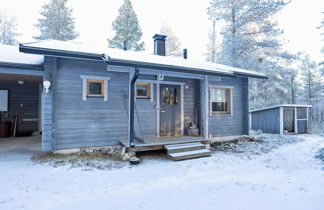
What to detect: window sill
<box><xmin>136</xmin><ymin>97</ymin><xmax>151</xmax><ymax>99</ymax></box>
<box><xmin>212</xmin><ymin>112</ymin><xmax>231</xmax><ymax>114</ymax></box>
<box><xmin>87</xmin><ymin>96</ymin><xmax>104</xmax><ymax>98</ymax></box>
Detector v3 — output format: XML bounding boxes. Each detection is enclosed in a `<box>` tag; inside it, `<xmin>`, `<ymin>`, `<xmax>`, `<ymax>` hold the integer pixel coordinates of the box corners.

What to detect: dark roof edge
<box><xmin>19</xmin><ymin>44</ymin><xmax>105</xmax><ymax>61</ymax></box>
<box><xmin>0</xmin><ymin>61</ymin><xmax>44</xmax><ymax>71</ymax></box>
<box><xmin>234</xmin><ymin>72</ymin><xmax>268</xmax><ymax>79</ymax></box>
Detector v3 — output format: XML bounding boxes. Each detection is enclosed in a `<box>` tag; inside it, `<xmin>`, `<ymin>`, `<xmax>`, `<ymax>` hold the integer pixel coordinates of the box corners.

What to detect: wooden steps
<box><xmin>165</xmin><ymin>142</ymin><xmax>211</xmax><ymax>161</ymax></box>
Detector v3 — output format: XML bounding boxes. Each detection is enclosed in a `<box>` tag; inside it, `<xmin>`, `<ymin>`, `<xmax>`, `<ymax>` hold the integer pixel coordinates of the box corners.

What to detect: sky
<box><xmin>1</xmin><ymin>0</ymin><xmax>323</xmax><ymax>62</ymax></box>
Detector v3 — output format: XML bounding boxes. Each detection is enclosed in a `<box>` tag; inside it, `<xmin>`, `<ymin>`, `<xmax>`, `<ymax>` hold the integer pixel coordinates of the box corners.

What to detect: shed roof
<box><xmin>250</xmin><ymin>104</ymin><xmax>312</xmax><ymax>113</ymax></box>
<box><xmin>19</xmin><ymin>40</ymin><xmax>267</xmax><ymax>79</ymax></box>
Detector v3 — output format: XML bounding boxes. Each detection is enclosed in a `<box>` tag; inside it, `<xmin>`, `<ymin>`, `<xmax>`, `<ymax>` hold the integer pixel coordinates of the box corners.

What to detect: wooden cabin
<box><xmin>0</xmin><ymin>35</ymin><xmax>266</xmax><ymax>159</ymax></box>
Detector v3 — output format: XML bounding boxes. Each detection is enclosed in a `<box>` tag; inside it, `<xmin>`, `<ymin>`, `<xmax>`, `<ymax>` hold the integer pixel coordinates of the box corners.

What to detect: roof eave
<box><xmin>19</xmin><ymin>44</ymin><xmax>104</xmax><ymax>61</ymax></box>
<box><xmin>0</xmin><ymin>61</ymin><xmax>44</xmax><ymax>71</ymax></box>
<box><xmin>234</xmin><ymin>72</ymin><xmax>268</xmax><ymax>79</ymax></box>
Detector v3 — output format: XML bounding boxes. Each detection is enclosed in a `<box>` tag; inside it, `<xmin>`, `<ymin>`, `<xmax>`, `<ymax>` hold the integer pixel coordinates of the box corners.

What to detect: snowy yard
<box><xmin>0</xmin><ymin>135</ymin><xmax>323</xmax><ymax>210</ymax></box>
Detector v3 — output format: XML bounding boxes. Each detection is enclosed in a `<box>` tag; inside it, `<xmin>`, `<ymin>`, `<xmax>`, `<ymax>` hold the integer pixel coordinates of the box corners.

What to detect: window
<box><xmin>210</xmin><ymin>87</ymin><xmax>231</xmax><ymax>113</ymax></box>
<box><xmin>87</xmin><ymin>79</ymin><xmax>104</xmax><ymax>97</ymax></box>
<box><xmin>136</xmin><ymin>82</ymin><xmax>150</xmax><ymax>99</ymax></box>
<box><xmin>162</xmin><ymin>87</ymin><xmax>178</xmax><ymax>105</ymax></box>
<box><xmin>80</xmin><ymin>75</ymin><xmax>110</xmax><ymax>101</ymax></box>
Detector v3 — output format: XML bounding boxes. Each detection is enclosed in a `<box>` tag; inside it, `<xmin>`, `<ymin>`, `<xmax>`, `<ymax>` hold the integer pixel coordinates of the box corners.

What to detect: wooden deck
<box><xmin>119</xmin><ymin>136</ymin><xmax>210</xmax><ymax>152</ymax></box>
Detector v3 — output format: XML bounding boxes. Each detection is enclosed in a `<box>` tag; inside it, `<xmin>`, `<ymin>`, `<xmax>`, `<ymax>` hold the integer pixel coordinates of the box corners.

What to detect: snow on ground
<box><xmin>0</xmin><ymin>135</ymin><xmax>323</xmax><ymax>210</ymax></box>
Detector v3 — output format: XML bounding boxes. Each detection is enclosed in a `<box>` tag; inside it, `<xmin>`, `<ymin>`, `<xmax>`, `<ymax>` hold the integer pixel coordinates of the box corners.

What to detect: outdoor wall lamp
<box><xmin>43</xmin><ymin>80</ymin><xmax>51</xmax><ymax>93</ymax></box>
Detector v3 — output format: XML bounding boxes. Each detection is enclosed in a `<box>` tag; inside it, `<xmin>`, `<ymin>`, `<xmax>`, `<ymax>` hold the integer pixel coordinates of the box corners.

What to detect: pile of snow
<box><xmin>0</xmin><ymin>44</ymin><xmax>43</xmax><ymax>65</ymax></box>
<box><xmin>211</xmin><ymin>131</ymin><xmax>302</xmax><ymax>156</ymax></box>
<box><xmin>0</xmin><ymin>135</ymin><xmax>323</xmax><ymax>210</ymax></box>
<box><xmin>315</xmin><ymin>148</ymin><xmax>324</xmax><ymax>164</ymax></box>
<box><xmin>311</xmin><ymin>122</ymin><xmax>324</xmax><ymax>136</ymax></box>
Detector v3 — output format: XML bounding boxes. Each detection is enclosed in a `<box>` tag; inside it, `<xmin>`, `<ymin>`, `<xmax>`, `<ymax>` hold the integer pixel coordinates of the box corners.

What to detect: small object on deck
<box><xmin>129</xmin><ymin>156</ymin><xmax>141</xmax><ymax>165</ymax></box>
<box><xmin>188</xmin><ymin>122</ymin><xmax>199</xmax><ymax>137</ymax></box>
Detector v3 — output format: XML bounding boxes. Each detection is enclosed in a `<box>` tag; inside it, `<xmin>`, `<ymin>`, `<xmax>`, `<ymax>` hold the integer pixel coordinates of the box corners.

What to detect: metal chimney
<box><xmin>183</xmin><ymin>49</ymin><xmax>188</xmax><ymax>59</ymax></box>
<box><xmin>123</xmin><ymin>40</ymin><xmax>127</xmax><ymax>51</ymax></box>
<box><xmin>153</xmin><ymin>34</ymin><xmax>167</xmax><ymax>56</ymax></box>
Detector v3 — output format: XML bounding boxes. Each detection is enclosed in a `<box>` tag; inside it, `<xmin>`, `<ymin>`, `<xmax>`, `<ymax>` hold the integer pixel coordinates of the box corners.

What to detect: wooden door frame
<box><xmin>156</xmin><ymin>81</ymin><xmax>184</xmax><ymax>138</ymax></box>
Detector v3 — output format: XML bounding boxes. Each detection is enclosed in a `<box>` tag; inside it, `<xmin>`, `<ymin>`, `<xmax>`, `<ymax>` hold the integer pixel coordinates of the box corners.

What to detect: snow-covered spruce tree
<box><xmin>207</xmin><ymin>0</ymin><xmax>291</xmax><ymax>109</ymax></box>
<box><xmin>108</xmin><ymin>0</ymin><xmax>144</xmax><ymax>51</ymax></box>
<box><xmin>0</xmin><ymin>11</ymin><xmax>19</xmax><ymax>45</ymax></box>
<box><xmin>34</xmin><ymin>0</ymin><xmax>78</xmax><ymax>40</ymax></box>
<box><xmin>160</xmin><ymin>25</ymin><xmax>182</xmax><ymax>57</ymax></box>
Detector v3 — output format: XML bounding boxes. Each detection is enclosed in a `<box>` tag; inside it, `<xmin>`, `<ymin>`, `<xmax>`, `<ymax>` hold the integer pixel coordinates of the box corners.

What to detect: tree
<box><xmin>318</xmin><ymin>12</ymin><xmax>324</xmax><ymax>76</ymax></box>
<box><xmin>206</xmin><ymin>20</ymin><xmax>217</xmax><ymax>62</ymax></box>
<box><xmin>298</xmin><ymin>53</ymin><xmax>320</xmax><ymax>104</ymax></box>
<box><xmin>34</xmin><ymin>0</ymin><xmax>78</xmax><ymax>41</ymax></box>
<box><xmin>108</xmin><ymin>0</ymin><xmax>144</xmax><ymax>51</ymax></box>
<box><xmin>0</xmin><ymin>11</ymin><xmax>19</xmax><ymax>45</ymax></box>
<box><xmin>207</xmin><ymin>0</ymin><xmax>290</xmax><ymax>109</ymax></box>
<box><xmin>160</xmin><ymin>25</ymin><xmax>182</xmax><ymax>57</ymax></box>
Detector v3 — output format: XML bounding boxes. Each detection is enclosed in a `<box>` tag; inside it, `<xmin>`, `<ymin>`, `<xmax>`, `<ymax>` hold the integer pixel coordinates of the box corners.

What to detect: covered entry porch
<box><xmin>119</xmin><ymin>69</ymin><xmax>214</xmax><ymax>150</ymax></box>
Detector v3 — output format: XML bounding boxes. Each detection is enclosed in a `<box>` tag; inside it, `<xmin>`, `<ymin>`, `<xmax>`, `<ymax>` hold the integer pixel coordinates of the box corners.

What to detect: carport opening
<box><xmin>0</xmin><ymin>74</ymin><xmax>42</xmax><ymax>147</ymax></box>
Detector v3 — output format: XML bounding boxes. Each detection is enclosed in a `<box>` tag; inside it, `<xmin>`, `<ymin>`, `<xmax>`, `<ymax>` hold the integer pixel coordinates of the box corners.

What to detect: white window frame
<box><xmin>209</xmin><ymin>85</ymin><xmax>233</xmax><ymax>116</ymax></box>
<box><xmin>80</xmin><ymin>75</ymin><xmax>111</xmax><ymax>101</ymax></box>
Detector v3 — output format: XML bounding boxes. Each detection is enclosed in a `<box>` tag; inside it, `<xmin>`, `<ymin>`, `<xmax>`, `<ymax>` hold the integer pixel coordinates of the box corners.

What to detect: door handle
<box><xmin>161</xmin><ymin>110</ymin><xmax>166</xmax><ymax>113</ymax></box>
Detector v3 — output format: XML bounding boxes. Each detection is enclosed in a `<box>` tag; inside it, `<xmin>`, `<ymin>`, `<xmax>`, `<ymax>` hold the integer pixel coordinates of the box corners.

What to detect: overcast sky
<box><xmin>1</xmin><ymin>0</ymin><xmax>323</xmax><ymax>62</ymax></box>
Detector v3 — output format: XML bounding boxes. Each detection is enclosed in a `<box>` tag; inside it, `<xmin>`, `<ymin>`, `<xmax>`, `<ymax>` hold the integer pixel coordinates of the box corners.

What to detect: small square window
<box><xmin>136</xmin><ymin>82</ymin><xmax>150</xmax><ymax>99</ymax></box>
<box><xmin>87</xmin><ymin>79</ymin><xmax>104</xmax><ymax>97</ymax></box>
<box><xmin>210</xmin><ymin>87</ymin><xmax>231</xmax><ymax>113</ymax></box>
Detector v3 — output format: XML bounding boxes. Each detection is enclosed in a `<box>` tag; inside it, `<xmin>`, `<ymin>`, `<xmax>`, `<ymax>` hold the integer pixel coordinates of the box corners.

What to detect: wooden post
<box><xmin>279</xmin><ymin>106</ymin><xmax>284</xmax><ymax>135</ymax></box>
<box><xmin>294</xmin><ymin>107</ymin><xmax>298</xmax><ymax>134</ymax></box>
<box><xmin>200</xmin><ymin>75</ymin><xmax>209</xmax><ymax>139</ymax></box>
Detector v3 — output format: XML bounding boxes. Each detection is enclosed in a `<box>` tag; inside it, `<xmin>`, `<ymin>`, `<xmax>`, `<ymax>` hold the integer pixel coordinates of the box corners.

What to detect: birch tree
<box><xmin>0</xmin><ymin>11</ymin><xmax>19</xmax><ymax>45</ymax></box>
<box><xmin>207</xmin><ymin>0</ymin><xmax>291</xmax><ymax>109</ymax></box>
<box><xmin>160</xmin><ymin>25</ymin><xmax>182</xmax><ymax>57</ymax></box>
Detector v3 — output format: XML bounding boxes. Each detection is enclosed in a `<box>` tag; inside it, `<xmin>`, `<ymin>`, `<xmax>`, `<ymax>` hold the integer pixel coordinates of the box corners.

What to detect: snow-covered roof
<box><xmin>0</xmin><ymin>44</ymin><xmax>43</xmax><ymax>65</ymax></box>
<box><xmin>19</xmin><ymin>40</ymin><xmax>267</xmax><ymax>78</ymax></box>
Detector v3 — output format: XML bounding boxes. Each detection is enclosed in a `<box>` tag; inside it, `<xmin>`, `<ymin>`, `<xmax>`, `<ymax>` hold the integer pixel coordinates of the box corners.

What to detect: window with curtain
<box><xmin>210</xmin><ymin>87</ymin><xmax>231</xmax><ymax>113</ymax></box>
<box><xmin>136</xmin><ymin>82</ymin><xmax>151</xmax><ymax>98</ymax></box>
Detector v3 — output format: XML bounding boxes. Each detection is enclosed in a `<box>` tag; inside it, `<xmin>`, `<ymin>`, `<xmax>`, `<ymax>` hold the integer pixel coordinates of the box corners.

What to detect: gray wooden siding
<box><xmin>251</xmin><ymin>107</ymin><xmax>281</xmax><ymax>134</ymax></box>
<box><xmin>0</xmin><ymin>82</ymin><xmax>40</xmax><ymax>133</ymax></box>
<box><xmin>54</xmin><ymin>58</ymin><xmax>129</xmax><ymax>150</ymax></box>
<box><xmin>208</xmin><ymin>77</ymin><xmax>249</xmax><ymax>136</ymax></box>
<box><xmin>52</xmin><ymin>59</ymin><xmax>201</xmax><ymax>149</ymax></box>
<box><xmin>41</xmin><ymin>57</ymin><xmax>56</xmax><ymax>151</ymax></box>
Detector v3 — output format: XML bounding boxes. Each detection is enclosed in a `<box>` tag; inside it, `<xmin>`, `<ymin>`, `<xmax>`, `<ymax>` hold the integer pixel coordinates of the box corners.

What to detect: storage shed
<box><xmin>250</xmin><ymin>105</ymin><xmax>312</xmax><ymax>135</ymax></box>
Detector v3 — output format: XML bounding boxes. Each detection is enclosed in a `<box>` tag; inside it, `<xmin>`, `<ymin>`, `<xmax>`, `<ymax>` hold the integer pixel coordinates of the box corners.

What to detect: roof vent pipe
<box><xmin>183</xmin><ymin>49</ymin><xmax>188</xmax><ymax>59</ymax></box>
<box><xmin>123</xmin><ymin>40</ymin><xmax>127</xmax><ymax>51</ymax></box>
<box><xmin>153</xmin><ymin>34</ymin><xmax>167</xmax><ymax>56</ymax></box>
